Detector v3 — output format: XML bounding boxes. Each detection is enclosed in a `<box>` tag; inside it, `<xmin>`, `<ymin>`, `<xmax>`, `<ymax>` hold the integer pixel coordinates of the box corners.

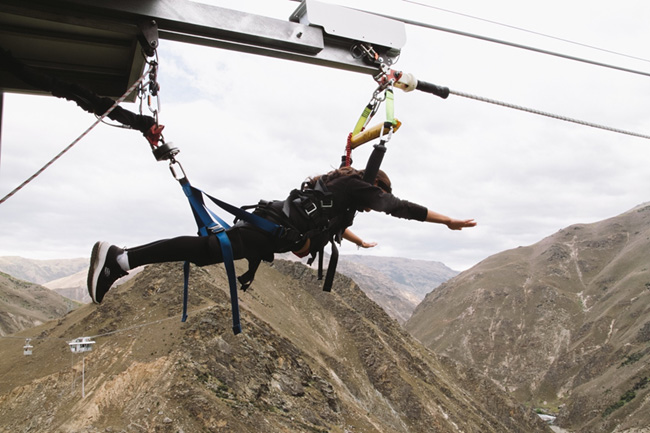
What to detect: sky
<box><xmin>1</xmin><ymin>0</ymin><xmax>649</xmax><ymax>271</ymax></box>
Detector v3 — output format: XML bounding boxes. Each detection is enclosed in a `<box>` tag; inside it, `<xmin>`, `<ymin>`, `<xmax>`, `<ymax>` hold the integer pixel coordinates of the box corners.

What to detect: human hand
<box><xmin>358</xmin><ymin>241</ymin><xmax>378</xmax><ymax>249</ymax></box>
<box><xmin>446</xmin><ymin>219</ymin><xmax>477</xmax><ymax>230</ymax></box>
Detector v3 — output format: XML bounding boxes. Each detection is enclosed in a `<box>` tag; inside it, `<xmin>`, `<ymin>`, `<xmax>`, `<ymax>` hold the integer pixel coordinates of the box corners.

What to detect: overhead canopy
<box><xmin>0</xmin><ymin>1</ymin><xmax>146</xmax><ymax>99</ymax></box>
<box><xmin>0</xmin><ymin>0</ymin><xmax>405</xmax><ymax>100</ymax></box>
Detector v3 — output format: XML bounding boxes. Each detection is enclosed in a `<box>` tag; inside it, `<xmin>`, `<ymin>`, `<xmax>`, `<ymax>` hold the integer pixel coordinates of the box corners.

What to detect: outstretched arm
<box><xmin>425</xmin><ymin>209</ymin><xmax>477</xmax><ymax>230</ymax></box>
<box><xmin>343</xmin><ymin>228</ymin><xmax>377</xmax><ymax>248</ymax></box>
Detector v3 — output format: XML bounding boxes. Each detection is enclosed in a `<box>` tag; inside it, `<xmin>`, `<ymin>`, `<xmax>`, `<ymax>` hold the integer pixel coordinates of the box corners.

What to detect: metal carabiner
<box><xmin>169</xmin><ymin>158</ymin><xmax>186</xmax><ymax>181</ymax></box>
<box><xmin>137</xmin><ymin>55</ymin><xmax>162</xmax><ymax>119</ymax></box>
<box><xmin>378</xmin><ymin>123</ymin><xmax>394</xmax><ymax>144</ymax></box>
<box><xmin>148</xmin><ymin>95</ymin><xmax>160</xmax><ymax>121</ymax></box>
<box><xmin>372</xmin><ymin>86</ymin><xmax>386</xmax><ymax>103</ymax></box>
<box><xmin>147</xmin><ymin>59</ymin><xmax>160</xmax><ymax>97</ymax></box>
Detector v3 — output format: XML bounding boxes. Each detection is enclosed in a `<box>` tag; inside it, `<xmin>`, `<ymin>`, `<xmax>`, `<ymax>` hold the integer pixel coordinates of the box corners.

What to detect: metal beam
<box><xmin>0</xmin><ymin>0</ymin><xmax>400</xmax><ymax>77</ymax></box>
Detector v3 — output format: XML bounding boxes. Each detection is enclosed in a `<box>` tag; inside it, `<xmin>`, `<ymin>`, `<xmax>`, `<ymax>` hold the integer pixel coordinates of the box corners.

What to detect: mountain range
<box><xmin>0</xmin><ymin>260</ymin><xmax>548</xmax><ymax>432</ymax></box>
<box><xmin>331</xmin><ymin>255</ymin><xmax>457</xmax><ymax>324</ymax></box>
<box><xmin>406</xmin><ymin>203</ymin><xmax>650</xmax><ymax>432</ymax></box>
<box><xmin>0</xmin><ymin>271</ymin><xmax>77</xmax><ymax>336</ymax></box>
<box><xmin>0</xmin><ymin>256</ymin><xmax>87</xmax><ymax>285</ymax></box>
<box><xmin>0</xmin><ymin>253</ymin><xmax>454</xmax><ymax>324</ymax></box>
<box><xmin>3</xmin><ymin>203</ymin><xmax>650</xmax><ymax>432</ymax></box>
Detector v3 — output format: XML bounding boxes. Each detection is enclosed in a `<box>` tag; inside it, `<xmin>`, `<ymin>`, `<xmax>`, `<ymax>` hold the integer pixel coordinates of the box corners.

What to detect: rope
<box><xmin>88</xmin><ymin>305</ymin><xmax>211</xmax><ymax>339</ymax></box>
<box><xmin>0</xmin><ymin>64</ymin><xmax>154</xmax><ymax>206</ymax></box>
<box><xmin>450</xmin><ymin>89</ymin><xmax>650</xmax><ymax>140</ymax></box>
<box><xmin>0</xmin><ymin>303</ymin><xmax>217</xmax><ymax>342</ymax></box>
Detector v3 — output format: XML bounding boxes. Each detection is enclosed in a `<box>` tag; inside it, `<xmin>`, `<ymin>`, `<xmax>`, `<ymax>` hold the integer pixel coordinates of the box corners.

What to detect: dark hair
<box><xmin>374</xmin><ymin>169</ymin><xmax>392</xmax><ymax>194</ymax></box>
<box><xmin>306</xmin><ymin>167</ymin><xmax>392</xmax><ymax>193</ymax></box>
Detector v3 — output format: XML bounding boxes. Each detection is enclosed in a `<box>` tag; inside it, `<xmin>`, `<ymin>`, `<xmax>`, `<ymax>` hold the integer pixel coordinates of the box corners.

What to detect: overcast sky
<box><xmin>1</xmin><ymin>0</ymin><xmax>649</xmax><ymax>271</ymax></box>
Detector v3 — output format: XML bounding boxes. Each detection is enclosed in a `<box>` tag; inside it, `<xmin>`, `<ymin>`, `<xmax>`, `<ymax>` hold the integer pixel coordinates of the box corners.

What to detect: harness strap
<box><xmin>364</xmin><ymin>87</ymin><xmax>394</xmax><ymax>185</ymax></box>
<box><xmin>201</xmin><ymin>190</ymin><xmax>284</xmax><ymax>237</ymax></box>
<box><xmin>343</xmin><ymin>102</ymin><xmax>375</xmax><ymax>167</ymax></box>
<box><xmin>180</xmin><ymin>179</ymin><xmax>242</xmax><ymax>334</ymax></box>
<box><xmin>385</xmin><ymin>88</ymin><xmax>396</xmax><ymax>127</ymax></box>
<box><xmin>317</xmin><ymin>248</ymin><xmax>324</xmax><ymax>280</ymax></box>
<box><xmin>363</xmin><ymin>141</ymin><xmax>387</xmax><ymax>185</ymax></box>
<box><xmin>216</xmin><ymin>229</ymin><xmax>241</xmax><ymax>335</ymax></box>
<box><xmin>353</xmin><ymin>103</ymin><xmax>374</xmax><ymax>136</ymax></box>
<box><xmin>237</xmin><ymin>258</ymin><xmax>261</xmax><ymax>291</ymax></box>
<box><xmin>177</xmin><ymin>178</ymin><xmax>284</xmax><ymax>334</ymax></box>
<box><xmin>323</xmin><ymin>240</ymin><xmax>339</xmax><ymax>292</ymax></box>
<box><xmin>305</xmin><ymin>236</ymin><xmax>340</xmax><ymax>291</ymax></box>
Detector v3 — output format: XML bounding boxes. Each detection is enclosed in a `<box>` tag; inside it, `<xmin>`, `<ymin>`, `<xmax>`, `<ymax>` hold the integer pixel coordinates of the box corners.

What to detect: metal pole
<box><xmin>82</xmin><ymin>354</ymin><xmax>85</xmax><ymax>399</ymax></box>
<box><xmin>71</xmin><ymin>353</ymin><xmax>75</xmax><ymax>392</ymax></box>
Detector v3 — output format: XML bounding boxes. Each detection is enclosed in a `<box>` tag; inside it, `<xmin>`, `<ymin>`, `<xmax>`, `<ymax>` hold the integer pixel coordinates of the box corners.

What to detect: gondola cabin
<box><xmin>23</xmin><ymin>338</ymin><xmax>33</xmax><ymax>356</ymax></box>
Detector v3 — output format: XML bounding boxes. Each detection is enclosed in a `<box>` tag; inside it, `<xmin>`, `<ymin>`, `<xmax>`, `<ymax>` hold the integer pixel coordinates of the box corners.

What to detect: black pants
<box><xmin>126</xmin><ymin>223</ymin><xmax>275</xmax><ymax>269</ymax></box>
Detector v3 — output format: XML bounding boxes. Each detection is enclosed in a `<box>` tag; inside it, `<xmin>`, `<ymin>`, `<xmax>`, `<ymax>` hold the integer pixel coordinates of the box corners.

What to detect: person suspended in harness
<box><xmin>87</xmin><ymin>166</ymin><xmax>476</xmax><ymax>304</ymax></box>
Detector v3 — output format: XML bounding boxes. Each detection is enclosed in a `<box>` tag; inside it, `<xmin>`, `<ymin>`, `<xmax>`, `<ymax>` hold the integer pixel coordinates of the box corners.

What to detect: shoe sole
<box><xmin>87</xmin><ymin>241</ymin><xmax>110</xmax><ymax>304</ymax></box>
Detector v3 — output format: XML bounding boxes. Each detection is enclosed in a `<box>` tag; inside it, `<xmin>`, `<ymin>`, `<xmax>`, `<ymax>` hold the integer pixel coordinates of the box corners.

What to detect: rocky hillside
<box><xmin>0</xmin><ymin>260</ymin><xmax>550</xmax><ymax>433</ymax></box>
<box><xmin>0</xmin><ymin>272</ymin><xmax>77</xmax><ymax>336</ymax></box>
<box><xmin>337</xmin><ymin>255</ymin><xmax>457</xmax><ymax>324</ymax></box>
<box><xmin>406</xmin><ymin>204</ymin><xmax>650</xmax><ymax>433</ymax></box>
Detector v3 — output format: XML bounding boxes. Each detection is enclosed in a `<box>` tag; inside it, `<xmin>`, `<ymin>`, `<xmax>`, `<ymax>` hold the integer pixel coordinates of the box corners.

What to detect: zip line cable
<box><xmin>449</xmin><ymin>89</ymin><xmax>650</xmax><ymax>140</ymax></box>
<box><xmin>402</xmin><ymin>0</ymin><xmax>650</xmax><ymax>65</ymax></box>
<box><xmin>369</xmin><ymin>11</ymin><xmax>650</xmax><ymax>79</ymax></box>
<box><xmin>88</xmin><ymin>310</ymin><xmax>193</xmax><ymax>339</ymax></box>
<box><xmin>313</xmin><ymin>2</ymin><xmax>650</xmax><ymax>139</ymax></box>
<box><xmin>0</xmin><ymin>64</ymin><xmax>153</xmax><ymax>206</ymax></box>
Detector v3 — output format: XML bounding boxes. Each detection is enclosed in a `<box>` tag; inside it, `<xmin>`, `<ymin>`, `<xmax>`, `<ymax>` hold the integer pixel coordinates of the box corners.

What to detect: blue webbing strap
<box><xmin>217</xmin><ymin>231</ymin><xmax>241</xmax><ymax>335</ymax></box>
<box><xmin>180</xmin><ymin>180</ymin><xmax>242</xmax><ymax>334</ymax></box>
<box><xmin>178</xmin><ymin>180</ymin><xmax>283</xmax><ymax>335</ymax></box>
<box><xmin>200</xmin><ymin>190</ymin><xmax>284</xmax><ymax>237</ymax></box>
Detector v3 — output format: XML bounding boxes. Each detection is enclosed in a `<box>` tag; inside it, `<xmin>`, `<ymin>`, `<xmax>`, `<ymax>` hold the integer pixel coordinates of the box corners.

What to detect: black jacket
<box><xmin>235</xmin><ymin>172</ymin><xmax>429</xmax><ymax>290</ymax></box>
<box><xmin>252</xmin><ymin>172</ymin><xmax>428</xmax><ymax>255</ymax></box>
<box><xmin>323</xmin><ymin>173</ymin><xmax>428</xmax><ymax>221</ymax></box>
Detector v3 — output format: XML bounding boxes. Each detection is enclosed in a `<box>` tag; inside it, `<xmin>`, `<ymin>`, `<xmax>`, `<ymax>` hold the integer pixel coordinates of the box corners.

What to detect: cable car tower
<box><xmin>68</xmin><ymin>336</ymin><xmax>95</xmax><ymax>398</ymax></box>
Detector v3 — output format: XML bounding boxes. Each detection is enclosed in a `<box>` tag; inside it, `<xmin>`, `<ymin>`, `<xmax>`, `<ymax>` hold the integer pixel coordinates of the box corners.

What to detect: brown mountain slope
<box><xmin>336</xmin><ymin>255</ymin><xmax>458</xmax><ymax>324</ymax></box>
<box><xmin>406</xmin><ymin>204</ymin><xmax>650</xmax><ymax>433</ymax></box>
<box><xmin>0</xmin><ymin>272</ymin><xmax>77</xmax><ymax>336</ymax></box>
<box><xmin>0</xmin><ymin>260</ymin><xmax>549</xmax><ymax>433</ymax></box>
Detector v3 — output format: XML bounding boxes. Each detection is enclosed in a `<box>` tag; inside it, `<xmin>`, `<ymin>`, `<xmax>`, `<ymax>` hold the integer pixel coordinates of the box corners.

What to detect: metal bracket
<box><xmin>290</xmin><ymin>0</ymin><xmax>405</xmax><ymax>60</ymax></box>
<box><xmin>153</xmin><ymin>141</ymin><xmax>180</xmax><ymax>162</ymax></box>
<box><xmin>138</xmin><ymin>19</ymin><xmax>159</xmax><ymax>57</ymax></box>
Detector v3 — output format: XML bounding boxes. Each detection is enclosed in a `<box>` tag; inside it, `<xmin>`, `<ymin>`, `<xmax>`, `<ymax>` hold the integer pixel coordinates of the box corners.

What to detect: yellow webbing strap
<box><xmin>352</xmin><ymin>104</ymin><xmax>373</xmax><ymax>136</ymax></box>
